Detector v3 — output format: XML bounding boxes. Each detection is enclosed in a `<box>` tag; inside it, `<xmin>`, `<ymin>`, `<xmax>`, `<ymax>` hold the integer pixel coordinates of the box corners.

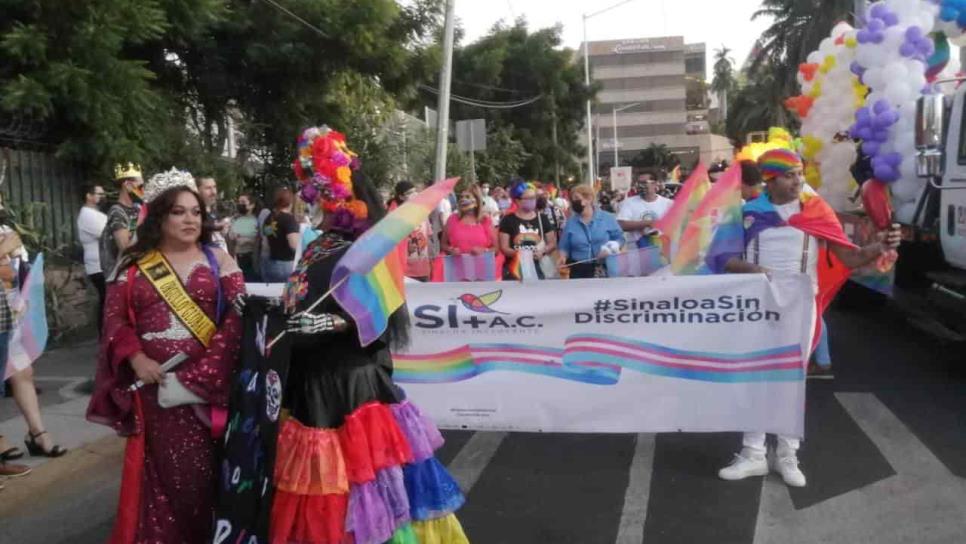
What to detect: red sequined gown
<box><xmin>88</xmin><ymin>248</ymin><xmax>245</xmax><ymax>544</ymax></box>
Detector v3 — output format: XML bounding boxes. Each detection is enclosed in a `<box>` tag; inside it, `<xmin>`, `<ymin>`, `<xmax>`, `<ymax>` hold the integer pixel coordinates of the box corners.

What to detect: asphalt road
<box><xmin>2</xmin><ymin>299</ymin><xmax>964</xmax><ymax>544</ymax></box>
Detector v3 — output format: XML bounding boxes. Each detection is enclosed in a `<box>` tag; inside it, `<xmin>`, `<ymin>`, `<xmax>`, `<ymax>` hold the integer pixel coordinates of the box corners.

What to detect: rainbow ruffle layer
<box><xmin>270</xmin><ymin>400</ymin><xmax>467</xmax><ymax>544</ymax></box>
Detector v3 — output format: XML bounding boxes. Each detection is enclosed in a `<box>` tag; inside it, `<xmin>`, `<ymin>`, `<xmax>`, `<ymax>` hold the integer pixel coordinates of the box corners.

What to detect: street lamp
<box><xmin>583</xmin><ymin>0</ymin><xmax>637</xmax><ymax>184</ymax></box>
<box><xmin>612</xmin><ymin>102</ymin><xmax>640</xmax><ymax>167</ymax></box>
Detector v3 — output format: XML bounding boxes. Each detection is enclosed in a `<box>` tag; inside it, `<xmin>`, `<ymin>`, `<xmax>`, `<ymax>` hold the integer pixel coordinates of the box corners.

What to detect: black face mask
<box><xmin>97</xmin><ymin>201</ymin><xmax>111</xmax><ymax>214</ymax></box>
<box><xmin>571</xmin><ymin>201</ymin><xmax>585</xmax><ymax>215</ymax></box>
<box><xmin>237</xmin><ymin>203</ymin><xmax>249</xmax><ymax>215</ymax></box>
<box><xmin>536</xmin><ymin>196</ymin><xmax>548</xmax><ymax>210</ymax></box>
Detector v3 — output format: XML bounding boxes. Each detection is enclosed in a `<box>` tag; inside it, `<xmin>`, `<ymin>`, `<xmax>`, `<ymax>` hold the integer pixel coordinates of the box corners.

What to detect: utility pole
<box><xmin>551</xmin><ymin>94</ymin><xmax>560</xmax><ymax>185</ymax></box>
<box><xmin>433</xmin><ymin>0</ymin><xmax>456</xmax><ymax>185</ymax></box>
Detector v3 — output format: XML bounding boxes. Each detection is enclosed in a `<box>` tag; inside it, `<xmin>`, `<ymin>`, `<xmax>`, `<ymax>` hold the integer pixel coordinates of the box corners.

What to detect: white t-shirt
<box><xmin>76</xmin><ymin>206</ymin><xmax>108</xmax><ymax>275</ymax></box>
<box><xmin>746</xmin><ymin>200</ymin><xmax>820</xmax><ymax>292</ymax></box>
<box><xmin>616</xmin><ymin>195</ymin><xmax>674</xmax><ymax>243</ymax></box>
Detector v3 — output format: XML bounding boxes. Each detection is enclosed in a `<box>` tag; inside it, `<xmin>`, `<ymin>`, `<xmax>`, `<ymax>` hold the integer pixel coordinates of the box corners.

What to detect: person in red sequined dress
<box><xmin>88</xmin><ymin>169</ymin><xmax>246</xmax><ymax>544</ymax></box>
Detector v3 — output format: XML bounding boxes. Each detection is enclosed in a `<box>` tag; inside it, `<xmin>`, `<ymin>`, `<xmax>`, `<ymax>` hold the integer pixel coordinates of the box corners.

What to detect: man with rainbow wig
<box><xmin>711</xmin><ymin>147</ymin><xmax>900</xmax><ymax>488</ymax></box>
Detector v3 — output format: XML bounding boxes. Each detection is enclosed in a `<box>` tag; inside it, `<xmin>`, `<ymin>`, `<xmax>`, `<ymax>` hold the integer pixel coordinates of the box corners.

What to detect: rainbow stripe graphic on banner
<box><xmin>393</xmin><ymin>334</ymin><xmax>803</xmax><ymax>385</ymax></box>
<box><xmin>332</xmin><ymin>177</ymin><xmax>459</xmax><ymax>346</ymax></box>
<box><xmin>4</xmin><ymin>254</ymin><xmax>49</xmax><ymax>379</ymax></box>
<box><xmin>672</xmin><ymin>164</ymin><xmax>743</xmax><ymax>275</ymax></box>
<box><xmin>655</xmin><ymin>163</ymin><xmax>711</xmax><ymax>261</ymax></box>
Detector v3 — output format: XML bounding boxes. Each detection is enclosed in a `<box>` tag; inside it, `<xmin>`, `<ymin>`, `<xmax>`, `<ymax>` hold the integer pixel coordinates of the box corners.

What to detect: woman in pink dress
<box><xmin>441</xmin><ymin>186</ymin><xmax>497</xmax><ymax>256</ymax></box>
<box><xmin>88</xmin><ymin>169</ymin><xmax>245</xmax><ymax>544</ymax></box>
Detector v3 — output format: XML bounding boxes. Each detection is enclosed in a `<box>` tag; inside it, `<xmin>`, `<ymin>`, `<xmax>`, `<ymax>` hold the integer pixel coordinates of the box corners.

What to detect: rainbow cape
<box><xmin>331</xmin><ymin>177</ymin><xmax>459</xmax><ymax>346</ymax></box>
<box><xmin>707</xmin><ymin>189</ymin><xmax>857</xmax><ymax>349</ymax></box>
<box><xmin>671</xmin><ymin>164</ymin><xmax>743</xmax><ymax>275</ymax></box>
<box><xmin>655</xmin><ymin>163</ymin><xmax>711</xmax><ymax>262</ymax></box>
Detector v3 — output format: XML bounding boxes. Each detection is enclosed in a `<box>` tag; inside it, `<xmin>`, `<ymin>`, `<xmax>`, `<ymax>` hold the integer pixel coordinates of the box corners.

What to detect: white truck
<box><xmin>839</xmin><ymin>90</ymin><xmax>966</xmax><ymax>341</ymax></box>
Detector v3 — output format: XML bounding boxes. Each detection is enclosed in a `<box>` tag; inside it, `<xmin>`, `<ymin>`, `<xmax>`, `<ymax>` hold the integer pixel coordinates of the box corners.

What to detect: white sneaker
<box><xmin>718</xmin><ymin>449</ymin><xmax>768</xmax><ymax>481</ymax></box>
<box><xmin>771</xmin><ymin>454</ymin><xmax>807</xmax><ymax>487</ymax></box>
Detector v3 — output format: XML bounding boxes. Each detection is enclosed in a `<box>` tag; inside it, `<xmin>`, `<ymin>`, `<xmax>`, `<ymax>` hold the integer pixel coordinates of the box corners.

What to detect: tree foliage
<box><xmin>447</xmin><ymin>19</ymin><xmax>593</xmax><ymax>183</ymax></box>
<box><xmin>0</xmin><ymin>0</ymin><xmax>444</xmax><ymax>192</ymax></box>
<box><xmin>629</xmin><ymin>143</ymin><xmax>679</xmax><ymax>170</ymax></box>
<box><xmin>725</xmin><ymin>0</ymin><xmax>853</xmax><ymax>141</ymax></box>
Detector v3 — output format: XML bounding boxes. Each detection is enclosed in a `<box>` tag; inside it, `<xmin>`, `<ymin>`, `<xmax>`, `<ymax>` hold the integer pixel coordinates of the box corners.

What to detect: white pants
<box><xmin>742</xmin><ymin>432</ymin><xmax>800</xmax><ymax>457</ymax></box>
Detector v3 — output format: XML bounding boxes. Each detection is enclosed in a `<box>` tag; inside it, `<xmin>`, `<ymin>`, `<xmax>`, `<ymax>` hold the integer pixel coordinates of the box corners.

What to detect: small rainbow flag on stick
<box><xmin>331</xmin><ymin>177</ymin><xmax>459</xmax><ymax>346</ymax></box>
<box><xmin>4</xmin><ymin>254</ymin><xmax>48</xmax><ymax>379</ymax></box>
<box><xmin>671</xmin><ymin>164</ymin><xmax>743</xmax><ymax>275</ymax></box>
<box><xmin>654</xmin><ymin>163</ymin><xmax>711</xmax><ymax>261</ymax></box>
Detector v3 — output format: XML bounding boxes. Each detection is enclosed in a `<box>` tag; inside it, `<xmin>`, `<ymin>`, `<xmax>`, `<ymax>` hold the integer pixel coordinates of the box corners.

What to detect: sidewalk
<box><xmin>0</xmin><ymin>338</ymin><xmax>118</xmax><ymax>488</ymax></box>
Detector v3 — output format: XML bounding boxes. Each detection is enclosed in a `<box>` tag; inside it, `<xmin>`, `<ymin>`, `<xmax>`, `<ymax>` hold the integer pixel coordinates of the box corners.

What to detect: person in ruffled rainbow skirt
<box><xmin>216</xmin><ymin>126</ymin><xmax>469</xmax><ymax>544</ymax></box>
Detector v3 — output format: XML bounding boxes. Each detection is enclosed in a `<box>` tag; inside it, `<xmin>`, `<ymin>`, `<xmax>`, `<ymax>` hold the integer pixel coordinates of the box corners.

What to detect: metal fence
<box><xmin>1</xmin><ymin>147</ymin><xmax>84</xmax><ymax>254</ymax></box>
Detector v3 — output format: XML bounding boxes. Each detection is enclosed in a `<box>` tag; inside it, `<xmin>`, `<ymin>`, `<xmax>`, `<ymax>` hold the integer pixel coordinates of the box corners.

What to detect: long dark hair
<box><xmin>123</xmin><ymin>187</ymin><xmax>214</xmax><ymax>263</ymax></box>
<box><xmin>351</xmin><ymin>172</ymin><xmax>410</xmax><ymax>349</ymax></box>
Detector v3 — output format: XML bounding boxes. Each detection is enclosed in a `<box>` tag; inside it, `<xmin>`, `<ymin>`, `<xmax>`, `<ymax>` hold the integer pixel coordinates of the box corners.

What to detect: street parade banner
<box><xmin>392</xmin><ymin>274</ymin><xmax>815</xmax><ymax>438</ymax></box>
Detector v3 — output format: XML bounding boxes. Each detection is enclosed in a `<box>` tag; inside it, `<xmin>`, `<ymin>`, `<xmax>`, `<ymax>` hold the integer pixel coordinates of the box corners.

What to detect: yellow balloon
<box><xmin>845</xmin><ymin>36</ymin><xmax>858</xmax><ymax>49</ymax></box>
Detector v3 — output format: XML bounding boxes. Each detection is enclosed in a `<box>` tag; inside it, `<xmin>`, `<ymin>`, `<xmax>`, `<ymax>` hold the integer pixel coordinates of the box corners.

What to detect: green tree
<box><xmin>711</xmin><ymin>45</ymin><xmax>736</xmax><ymax>122</ymax></box>
<box><xmin>448</xmin><ymin>19</ymin><xmax>593</xmax><ymax>182</ymax></box>
<box><xmin>474</xmin><ymin>127</ymin><xmax>531</xmax><ymax>186</ymax></box>
<box><xmin>629</xmin><ymin>143</ymin><xmax>679</xmax><ymax>170</ymax></box>
<box><xmin>750</xmin><ymin>0</ymin><xmax>853</xmax><ymax>102</ymax></box>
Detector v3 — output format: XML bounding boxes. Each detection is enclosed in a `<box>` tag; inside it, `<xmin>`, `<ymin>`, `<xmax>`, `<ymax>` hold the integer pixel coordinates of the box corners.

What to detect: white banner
<box><xmin>393</xmin><ymin>274</ymin><xmax>815</xmax><ymax>437</ymax></box>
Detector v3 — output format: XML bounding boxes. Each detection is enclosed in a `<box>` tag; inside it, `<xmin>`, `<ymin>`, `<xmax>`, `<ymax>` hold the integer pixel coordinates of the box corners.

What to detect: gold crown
<box><xmin>114</xmin><ymin>163</ymin><xmax>143</xmax><ymax>181</ymax></box>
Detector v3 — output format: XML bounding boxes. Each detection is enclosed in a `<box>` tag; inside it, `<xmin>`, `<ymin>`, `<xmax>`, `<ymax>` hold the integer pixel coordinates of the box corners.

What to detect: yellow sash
<box><xmin>137</xmin><ymin>250</ymin><xmax>216</xmax><ymax>348</ymax></box>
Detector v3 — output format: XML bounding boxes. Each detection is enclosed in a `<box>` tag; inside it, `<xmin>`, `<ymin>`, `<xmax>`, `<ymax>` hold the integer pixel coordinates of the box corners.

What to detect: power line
<box><xmin>419</xmin><ymin>85</ymin><xmax>543</xmax><ymax>109</ymax></box>
<box><xmin>258</xmin><ymin>0</ymin><xmax>329</xmax><ymax>38</ymax></box>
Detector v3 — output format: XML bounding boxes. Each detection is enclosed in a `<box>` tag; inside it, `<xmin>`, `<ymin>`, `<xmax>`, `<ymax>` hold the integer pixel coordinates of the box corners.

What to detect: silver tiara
<box><xmin>143</xmin><ymin>168</ymin><xmax>197</xmax><ymax>204</ymax></box>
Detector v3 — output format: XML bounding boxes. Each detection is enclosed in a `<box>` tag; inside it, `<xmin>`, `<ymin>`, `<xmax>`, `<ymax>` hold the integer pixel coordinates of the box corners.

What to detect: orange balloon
<box><xmin>799</xmin><ymin>63</ymin><xmax>820</xmax><ymax>82</ymax></box>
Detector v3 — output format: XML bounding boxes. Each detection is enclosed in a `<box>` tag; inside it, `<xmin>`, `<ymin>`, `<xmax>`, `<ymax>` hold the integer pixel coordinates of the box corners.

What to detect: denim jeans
<box><xmin>814</xmin><ymin>317</ymin><xmax>831</xmax><ymax>368</ymax></box>
<box><xmin>262</xmin><ymin>259</ymin><xmax>294</xmax><ymax>283</ymax></box>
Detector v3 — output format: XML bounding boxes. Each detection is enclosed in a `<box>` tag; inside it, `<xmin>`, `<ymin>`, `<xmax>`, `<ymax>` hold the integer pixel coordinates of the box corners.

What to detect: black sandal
<box><xmin>0</xmin><ymin>446</ymin><xmax>24</xmax><ymax>461</ymax></box>
<box><xmin>24</xmin><ymin>431</ymin><xmax>67</xmax><ymax>458</ymax></box>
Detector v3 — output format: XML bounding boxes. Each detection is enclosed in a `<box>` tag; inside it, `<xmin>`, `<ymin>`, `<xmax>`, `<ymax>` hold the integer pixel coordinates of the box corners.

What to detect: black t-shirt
<box><xmin>262</xmin><ymin>211</ymin><xmax>299</xmax><ymax>261</ymax></box>
<box><xmin>499</xmin><ymin>213</ymin><xmax>548</xmax><ymax>250</ymax></box>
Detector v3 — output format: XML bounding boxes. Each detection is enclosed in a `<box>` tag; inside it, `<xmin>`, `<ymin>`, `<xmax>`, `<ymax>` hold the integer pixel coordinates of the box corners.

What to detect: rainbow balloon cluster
<box><xmin>784</xmin><ymin>22</ymin><xmax>866</xmax><ymax>210</ymax></box>
<box><xmin>852</xmin><ymin>0</ymin><xmax>939</xmax><ymax>223</ymax></box>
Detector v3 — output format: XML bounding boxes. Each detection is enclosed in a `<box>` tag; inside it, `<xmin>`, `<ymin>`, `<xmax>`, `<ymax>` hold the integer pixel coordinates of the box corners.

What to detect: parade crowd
<box><xmin>0</xmin><ymin>121</ymin><xmax>901</xmax><ymax>543</ymax></box>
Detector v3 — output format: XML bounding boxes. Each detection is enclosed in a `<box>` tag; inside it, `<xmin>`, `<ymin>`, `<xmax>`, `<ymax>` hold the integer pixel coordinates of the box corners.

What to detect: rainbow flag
<box><xmin>332</xmin><ymin>178</ymin><xmax>459</xmax><ymax>346</ymax></box>
<box><xmin>506</xmin><ymin>250</ymin><xmax>539</xmax><ymax>281</ymax></box>
<box><xmin>654</xmin><ymin>163</ymin><xmax>711</xmax><ymax>261</ymax></box>
<box><xmin>669</xmin><ymin>164</ymin><xmax>681</xmax><ymax>183</ymax></box>
<box><xmin>4</xmin><ymin>253</ymin><xmax>48</xmax><ymax>379</ymax></box>
<box><xmin>672</xmin><ymin>164</ymin><xmax>743</xmax><ymax>275</ymax></box>
<box><xmin>439</xmin><ymin>253</ymin><xmax>498</xmax><ymax>282</ymax></box>
<box><xmin>605</xmin><ymin>246</ymin><xmax>664</xmax><ymax>278</ymax></box>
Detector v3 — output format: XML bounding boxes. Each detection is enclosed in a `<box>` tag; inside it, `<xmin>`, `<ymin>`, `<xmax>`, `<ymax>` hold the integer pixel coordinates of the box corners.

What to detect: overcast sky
<box><xmin>454</xmin><ymin>0</ymin><xmax>774</xmax><ymax>79</ymax></box>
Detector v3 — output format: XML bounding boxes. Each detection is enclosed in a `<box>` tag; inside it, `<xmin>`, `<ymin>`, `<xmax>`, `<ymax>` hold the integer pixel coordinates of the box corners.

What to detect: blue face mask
<box><xmin>498</xmin><ymin>198</ymin><xmax>511</xmax><ymax>210</ymax></box>
<box><xmin>519</xmin><ymin>198</ymin><xmax>537</xmax><ymax>212</ymax></box>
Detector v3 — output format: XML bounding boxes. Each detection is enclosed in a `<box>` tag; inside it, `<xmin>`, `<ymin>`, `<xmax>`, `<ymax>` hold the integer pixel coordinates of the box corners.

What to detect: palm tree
<box><xmin>711</xmin><ymin>45</ymin><xmax>736</xmax><ymax>122</ymax></box>
<box><xmin>727</xmin><ymin>64</ymin><xmax>793</xmax><ymax>139</ymax></box>
<box><xmin>751</xmin><ymin>0</ymin><xmax>854</xmax><ymax>98</ymax></box>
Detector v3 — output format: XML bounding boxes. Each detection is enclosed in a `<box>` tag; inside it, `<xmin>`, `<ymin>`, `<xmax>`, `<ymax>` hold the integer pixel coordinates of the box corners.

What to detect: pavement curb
<box><xmin>0</xmin><ymin>433</ymin><xmax>124</xmax><ymax>518</ymax></box>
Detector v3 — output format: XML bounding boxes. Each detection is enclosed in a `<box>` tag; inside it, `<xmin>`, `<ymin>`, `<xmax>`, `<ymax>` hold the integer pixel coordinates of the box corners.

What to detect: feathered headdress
<box><xmin>292</xmin><ymin>126</ymin><xmax>367</xmax><ymax>231</ymax></box>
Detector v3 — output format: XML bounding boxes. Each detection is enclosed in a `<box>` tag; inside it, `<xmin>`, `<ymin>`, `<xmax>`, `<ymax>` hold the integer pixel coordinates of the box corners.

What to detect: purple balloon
<box><xmin>870</xmin><ymin>2</ymin><xmax>887</xmax><ymax>18</ymax></box>
<box><xmin>882</xmin><ymin>12</ymin><xmax>900</xmax><ymax>26</ymax></box>
<box><xmin>884</xmin><ymin>151</ymin><xmax>903</xmax><ymax>167</ymax></box>
<box><xmin>868</xmin><ymin>18</ymin><xmax>885</xmax><ymax>32</ymax></box>
<box><xmin>874</xmin><ymin>164</ymin><xmax>899</xmax><ymax>182</ymax></box>
<box><xmin>905</xmin><ymin>26</ymin><xmax>924</xmax><ymax>41</ymax></box>
<box><xmin>873</xmin><ymin>99</ymin><xmax>891</xmax><ymax>115</ymax></box>
<box><xmin>856</xmin><ymin>107</ymin><xmax>872</xmax><ymax>123</ymax></box>
<box><xmin>863</xmin><ymin>141</ymin><xmax>881</xmax><ymax>156</ymax></box>
<box><xmin>900</xmin><ymin>41</ymin><xmax>917</xmax><ymax>57</ymax></box>
<box><xmin>871</xmin><ymin>31</ymin><xmax>885</xmax><ymax>44</ymax></box>
<box><xmin>858</xmin><ymin>126</ymin><xmax>874</xmax><ymax>141</ymax></box>
<box><xmin>874</xmin><ymin>130</ymin><xmax>891</xmax><ymax>143</ymax></box>
<box><xmin>857</xmin><ymin>29</ymin><xmax>871</xmax><ymax>44</ymax></box>
<box><xmin>850</xmin><ymin>61</ymin><xmax>866</xmax><ymax>76</ymax></box>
